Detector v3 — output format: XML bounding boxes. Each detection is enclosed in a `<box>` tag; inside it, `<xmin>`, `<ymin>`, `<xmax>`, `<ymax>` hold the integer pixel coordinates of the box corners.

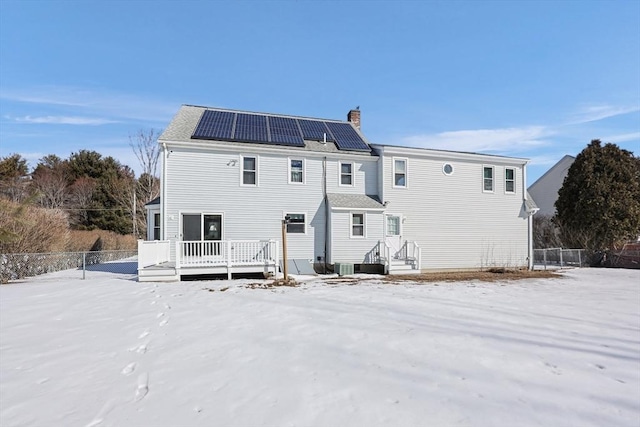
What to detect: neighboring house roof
<box><xmin>145</xmin><ymin>196</ymin><xmax>160</xmax><ymax>207</ymax></box>
<box><xmin>159</xmin><ymin>105</ymin><xmax>376</xmax><ymax>157</ymax></box>
<box><xmin>528</xmin><ymin>155</ymin><xmax>575</xmax><ymax>217</ymax></box>
<box><xmin>326</xmin><ymin>193</ymin><xmax>385</xmax><ymax>210</ymax></box>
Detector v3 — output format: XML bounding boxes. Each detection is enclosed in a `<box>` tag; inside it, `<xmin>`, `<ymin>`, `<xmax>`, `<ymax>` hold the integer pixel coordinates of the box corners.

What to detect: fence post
<box><xmin>543</xmin><ymin>249</ymin><xmax>547</xmax><ymax>270</ymax></box>
<box><xmin>82</xmin><ymin>252</ymin><xmax>86</xmax><ymax>280</ymax></box>
<box><xmin>578</xmin><ymin>250</ymin><xmax>582</xmax><ymax>267</ymax></box>
<box><xmin>560</xmin><ymin>249</ymin><xmax>564</xmax><ymax>268</ymax></box>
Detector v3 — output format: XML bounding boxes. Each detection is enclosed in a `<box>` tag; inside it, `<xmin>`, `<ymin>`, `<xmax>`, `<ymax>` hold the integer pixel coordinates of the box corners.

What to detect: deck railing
<box><xmin>176</xmin><ymin>240</ymin><xmax>278</xmax><ymax>269</ymax></box>
<box><xmin>137</xmin><ymin>240</ymin><xmax>171</xmax><ymax>268</ymax></box>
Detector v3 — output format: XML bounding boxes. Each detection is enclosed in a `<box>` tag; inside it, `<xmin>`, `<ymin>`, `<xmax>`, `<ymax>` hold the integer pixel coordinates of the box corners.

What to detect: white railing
<box><xmin>406</xmin><ymin>240</ymin><xmax>422</xmax><ymax>270</ymax></box>
<box><xmin>137</xmin><ymin>240</ymin><xmax>171</xmax><ymax>269</ymax></box>
<box><xmin>176</xmin><ymin>240</ymin><xmax>278</xmax><ymax>269</ymax></box>
<box><xmin>377</xmin><ymin>240</ymin><xmax>391</xmax><ymax>274</ymax></box>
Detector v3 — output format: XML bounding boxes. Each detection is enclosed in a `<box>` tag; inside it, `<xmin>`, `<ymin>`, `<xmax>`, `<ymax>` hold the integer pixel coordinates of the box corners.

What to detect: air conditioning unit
<box><xmin>335</xmin><ymin>263</ymin><xmax>354</xmax><ymax>276</ymax></box>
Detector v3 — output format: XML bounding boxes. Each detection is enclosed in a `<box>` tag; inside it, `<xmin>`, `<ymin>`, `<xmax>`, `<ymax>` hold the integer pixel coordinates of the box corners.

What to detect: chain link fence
<box><xmin>534</xmin><ymin>248</ymin><xmax>586</xmax><ymax>269</ymax></box>
<box><xmin>1</xmin><ymin>250</ymin><xmax>138</xmax><ymax>283</ymax></box>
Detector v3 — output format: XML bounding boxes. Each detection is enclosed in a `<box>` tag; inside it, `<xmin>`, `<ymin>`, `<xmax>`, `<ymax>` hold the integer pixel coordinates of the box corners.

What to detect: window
<box><xmin>443</xmin><ymin>163</ymin><xmax>454</xmax><ymax>175</ymax></box>
<box><xmin>242</xmin><ymin>156</ymin><xmax>257</xmax><ymax>185</ymax></box>
<box><xmin>505</xmin><ymin>168</ymin><xmax>515</xmax><ymax>193</ymax></box>
<box><xmin>393</xmin><ymin>158</ymin><xmax>407</xmax><ymax>187</ymax></box>
<box><xmin>153</xmin><ymin>213</ymin><xmax>161</xmax><ymax>240</ymax></box>
<box><xmin>351</xmin><ymin>213</ymin><xmax>365</xmax><ymax>237</ymax></box>
<box><xmin>285</xmin><ymin>213</ymin><xmax>305</xmax><ymax>234</ymax></box>
<box><xmin>340</xmin><ymin>162</ymin><xmax>353</xmax><ymax>186</ymax></box>
<box><xmin>386</xmin><ymin>215</ymin><xmax>400</xmax><ymax>236</ymax></box>
<box><xmin>289</xmin><ymin>159</ymin><xmax>304</xmax><ymax>184</ymax></box>
<box><xmin>483</xmin><ymin>166</ymin><xmax>494</xmax><ymax>192</ymax></box>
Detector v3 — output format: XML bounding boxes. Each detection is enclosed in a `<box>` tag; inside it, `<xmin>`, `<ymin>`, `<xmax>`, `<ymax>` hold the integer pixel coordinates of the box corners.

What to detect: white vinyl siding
<box><xmin>377</xmin><ymin>146</ymin><xmax>528</xmax><ymax>270</ymax></box>
<box><xmin>241</xmin><ymin>155</ymin><xmax>258</xmax><ymax>186</ymax></box>
<box><xmin>329</xmin><ymin>210</ymin><xmax>383</xmax><ymax>263</ymax></box>
<box><xmin>164</xmin><ymin>148</ymin><xmax>328</xmax><ymax>261</ymax></box>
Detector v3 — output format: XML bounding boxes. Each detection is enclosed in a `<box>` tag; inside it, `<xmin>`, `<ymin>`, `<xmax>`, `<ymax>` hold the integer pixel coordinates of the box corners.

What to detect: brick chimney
<box><xmin>347</xmin><ymin>107</ymin><xmax>361</xmax><ymax>130</ymax></box>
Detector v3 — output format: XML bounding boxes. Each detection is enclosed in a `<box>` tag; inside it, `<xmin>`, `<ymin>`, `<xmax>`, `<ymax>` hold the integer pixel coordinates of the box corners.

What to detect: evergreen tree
<box><xmin>555</xmin><ymin>140</ymin><xmax>640</xmax><ymax>252</ymax></box>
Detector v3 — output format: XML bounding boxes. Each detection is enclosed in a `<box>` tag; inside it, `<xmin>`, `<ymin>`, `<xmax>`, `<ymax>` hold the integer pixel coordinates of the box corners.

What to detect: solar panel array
<box><xmin>325</xmin><ymin>122</ymin><xmax>370</xmax><ymax>151</ymax></box>
<box><xmin>298</xmin><ymin>119</ymin><xmax>335</xmax><ymax>142</ymax></box>
<box><xmin>192</xmin><ymin>110</ymin><xmax>235</xmax><ymax>140</ymax></box>
<box><xmin>269</xmin><ymin>116</ymin><xmax>304</xmax><ymax>146</ymax></box>
<box><xmin>191</xmin><ymin>110</ymin><xmax>370</xmax><ymax>151</ymax></box>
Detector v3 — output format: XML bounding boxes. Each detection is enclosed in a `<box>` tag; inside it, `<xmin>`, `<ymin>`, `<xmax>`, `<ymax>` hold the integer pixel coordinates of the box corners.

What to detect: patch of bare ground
<box><xmin>385</xmin><ymin>268</ymin><xmax>560</xmax><ymax>283</ymax></box>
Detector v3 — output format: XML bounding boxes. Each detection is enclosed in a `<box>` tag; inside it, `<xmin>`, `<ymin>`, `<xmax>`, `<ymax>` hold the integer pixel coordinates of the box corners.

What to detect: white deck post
<box><xmin>227</xmin><ymin>240</ymin><xmax>232</xmax><ymax>280</ymax></box>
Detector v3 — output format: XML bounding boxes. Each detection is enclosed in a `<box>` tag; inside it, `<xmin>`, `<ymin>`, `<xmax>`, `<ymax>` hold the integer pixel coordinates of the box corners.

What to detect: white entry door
<box><xmin>385</xmin><ymin>214</ymin><xmax>402</xmax><ymax>259</ymax></box>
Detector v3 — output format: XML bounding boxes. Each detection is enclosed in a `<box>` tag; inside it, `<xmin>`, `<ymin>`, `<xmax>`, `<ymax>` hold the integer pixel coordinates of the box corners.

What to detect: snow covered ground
<box><xmin>1</xmin><ymin>266</ymin><xmax>638</xmax><ymax>427</ymax></box>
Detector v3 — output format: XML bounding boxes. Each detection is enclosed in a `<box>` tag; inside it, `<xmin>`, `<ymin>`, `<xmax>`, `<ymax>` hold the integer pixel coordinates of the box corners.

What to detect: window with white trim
<box><xmin>285</xmin><ymin>213</ymin><xmax>306</xmax><ymax>234</ymax></box>
<box><xmin>483</xmin><ymin>166</ymin><xmax>494</xmax><ymax>192</ymax></box>
<box><xmin>351</xmin><ymin>213</ymin><xmax>365</xmax><ymax>237</ymax></box>
<box><xmin>289</xmin><ymin>159</ymin><xmax>304</xmax><ymax>184</ymax></box>
<box><xmin>242</xmin><ymin>156</ymin><xmax>257</xmax><ymax>186</ymax></box>
<box><xmin>393</xmin><ymin>158</ymin><xmax>407</xmax><ymax>188</ymax></box>
<box><xmin>340</xmin><ymin>162</ymin><xmax>353</xmax><ymax>186</ymax></box>
<box><xmin>153</xmin><ymin>213</ymin><xmax>161</xmax><ymax>240</ymax></box>
<box><xmin>505</xmin><ymin>168</ymin><xmax>515</xmax><ymax>193</ymax></box>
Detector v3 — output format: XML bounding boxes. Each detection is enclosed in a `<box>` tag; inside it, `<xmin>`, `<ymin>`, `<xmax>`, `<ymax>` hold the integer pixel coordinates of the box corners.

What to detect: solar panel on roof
<box><xmin>192</xmin><ymin>110</ymin><xmax>235</xmax><ymax>140</ymax></box>
<box><xmin>268</xmin><ymin>116</ymin><xmax>304</xmax><ymax>146</ymax></box>
<box><xmin>234</xmin><ymin>113</ymin><xmax>268</xmax><ymax>143</ymax></box>
<box><xmin>298</xmin><ymin>119</ymin><xmax>335</xmax><ymax>142</ymax></box>
<box><xmin>325</xmin><ymin>122</ymin><xmax>370</xmax><ymax>151</ymax></box>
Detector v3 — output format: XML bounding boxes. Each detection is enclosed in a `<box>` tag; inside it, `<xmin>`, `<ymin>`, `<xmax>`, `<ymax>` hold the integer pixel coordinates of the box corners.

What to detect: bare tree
<box><xmin>130</xmin><ymin>129</ymin><xmax>161</xmax><ymax>202</ymax></box>
<box><xmin>68</xmin><ymin>177</ymin><xmax>96</xmax><ymax>228</ymax></box>
<box><xmin>32</xmin><ymin>168</ymin><xmax>68</xmax><ymax>209</ymax></box>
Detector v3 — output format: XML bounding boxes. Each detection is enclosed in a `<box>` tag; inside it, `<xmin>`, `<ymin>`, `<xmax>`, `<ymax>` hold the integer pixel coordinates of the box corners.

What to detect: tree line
<box><xmin>0</xmin><ymin>130</ymin><xmax>160</xmax><ymax>253</ymax></box>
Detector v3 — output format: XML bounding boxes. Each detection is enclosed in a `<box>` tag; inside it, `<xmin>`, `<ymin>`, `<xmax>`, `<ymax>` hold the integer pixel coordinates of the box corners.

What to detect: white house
<box><xmin>528</xmin><ymin>155</ymin><xmax>575</xmax><ymax>217</ymax></box>
<box><xmin>138</xmin><ymin>105</ymin><xmax>537</xmax><ymax>281</ymax></box>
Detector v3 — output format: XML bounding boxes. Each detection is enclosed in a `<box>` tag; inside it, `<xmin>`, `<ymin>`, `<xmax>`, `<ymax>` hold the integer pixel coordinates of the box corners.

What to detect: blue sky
<box><xmin>1</xmin><ymin>0</ymin><xmax>638</xmax><ymax>185</ymax></box>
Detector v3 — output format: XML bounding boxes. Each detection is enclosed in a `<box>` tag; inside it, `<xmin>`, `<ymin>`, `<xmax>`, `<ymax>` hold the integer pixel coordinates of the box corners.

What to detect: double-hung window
<box><xmin>505</xmin><ymin>168</ymin><xmax>515</xmax><ymax>193</ymax></box>
<box><xmin>483</xmin><ymin>166</ymin><xmax>494</xmax><ymax>192</ymax></box>
<box><xmin>340</xmin><ymin>162</ymin><xmax>353</xmax><ymax>186</ymax></box>
<box><xmin>393</xmin><ymin>158</ymin><xmax>407</xmax><ymax>188</ymax></box>
<box><xmin>242</xmin><ymin>156</ymin><xmax>257</xmax><ymax>186</ymax></box>
<box><xmin>289</xmin><ymin>159</ymin><xmax>304</xmax><ymax>184</ymax></box>
<box><xmin>285</xmin><ymin>213</ymin><xmax>306</xmax><ymax>234</ymax></box>
<box><xmin>351</xmin><ymin>213</ymin><xmax>365</xmax><ymax>237</ymax></box>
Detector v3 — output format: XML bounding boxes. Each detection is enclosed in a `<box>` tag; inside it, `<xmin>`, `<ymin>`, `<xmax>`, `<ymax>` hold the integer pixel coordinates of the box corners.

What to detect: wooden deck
<box><xmin>137</xmin><ymin>240</ymin><xmax>279</xmax><ymax>282</ymax></box>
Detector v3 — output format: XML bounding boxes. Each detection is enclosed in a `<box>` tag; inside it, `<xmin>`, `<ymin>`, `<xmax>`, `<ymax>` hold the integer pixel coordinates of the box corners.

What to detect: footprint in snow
<box><xmin>159</xmin><ymin>318</ymin><xmax>169</xmax><ymax>327</ymax></box>
<box><xmin>157</xmin><ymin>312</ymin><xmax>165</xmax><ymax>318</ymax></box>
<box><xmin>129</xmin><ymin>343</ymin><xmax>147</xmax><ymax>354</ymax></box>
<box><xmin>164</xmin><ymin>303</ymin><xmax>171</xmax><ymax>310</ymax></box>
<box><xmin>121</xmin><ymin>362</ymin><xmax>136</xmax><ymax>375</ymax></box>
<box><xmin>135</xmin><ymin>373</ymin><xmax>149</xmax><ymax>402</ymax></box>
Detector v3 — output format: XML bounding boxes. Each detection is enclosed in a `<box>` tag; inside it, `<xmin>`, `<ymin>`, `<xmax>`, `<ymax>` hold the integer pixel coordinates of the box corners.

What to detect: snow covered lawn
<box><xmin>1</xmin><ymin>268</ymin><xmax>639</xmax><ymax>427</ymax></box>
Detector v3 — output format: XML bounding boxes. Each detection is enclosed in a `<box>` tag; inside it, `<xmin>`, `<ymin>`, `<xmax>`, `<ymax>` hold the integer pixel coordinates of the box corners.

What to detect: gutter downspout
<box><xmin>323</xmin><ymin>156</ymin><xmax>328</xmax><ymax>274</ymax></box>
<box><xmin>161</xmin><ymin>142</ymin><xmax>168</xmax><ymax>241</ymax></box>
<box><xmin>523</xmin><ymin>161</ymin><xmax>533</xmax><ymax>270</ymax></box>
